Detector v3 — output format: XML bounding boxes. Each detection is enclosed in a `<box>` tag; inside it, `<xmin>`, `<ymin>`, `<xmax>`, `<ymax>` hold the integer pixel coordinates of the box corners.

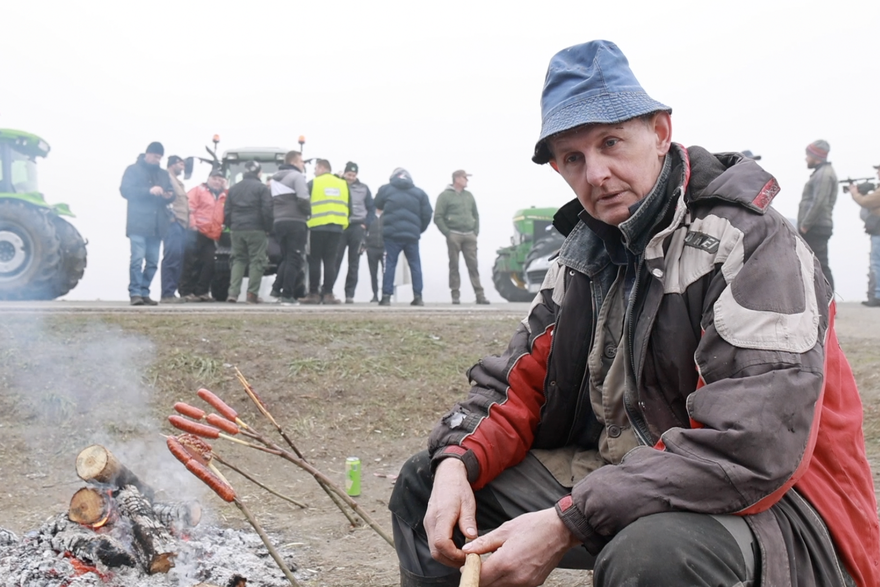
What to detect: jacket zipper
<box><xmin>624</xmin><ymin>255</ymin><xmax>653</xmax><ymax>446</ymax></box>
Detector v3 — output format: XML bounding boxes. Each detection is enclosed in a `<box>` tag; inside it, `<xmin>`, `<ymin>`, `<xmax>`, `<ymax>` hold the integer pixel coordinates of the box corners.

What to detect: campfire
<box><xmin>0</xmin><ymin>441</ymin><xmax>297</xmax><ymax>586</ymax></box>
<box><xmin>0</xmin><ymin>368</ymin><xmax>395</xmax><ymax>587</ymax></box>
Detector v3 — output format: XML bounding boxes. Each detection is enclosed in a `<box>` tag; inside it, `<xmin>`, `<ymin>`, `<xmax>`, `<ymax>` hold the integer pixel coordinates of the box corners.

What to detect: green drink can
<box><xmin>346</xmin><ymin>456</ymin><xmax>361</xmax><ymax>496</ymax></box>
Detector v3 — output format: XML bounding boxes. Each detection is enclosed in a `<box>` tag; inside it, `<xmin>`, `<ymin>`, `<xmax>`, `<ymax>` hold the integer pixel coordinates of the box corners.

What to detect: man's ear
<box><xmin>549</xmin><ymin>159</ymin><xmax>560</xmax><ymax>173</ymax></box>
<box><xmin>653</xmin><ymin>111</ymin><xmax>673</xmax><ymax>155</ymax></box>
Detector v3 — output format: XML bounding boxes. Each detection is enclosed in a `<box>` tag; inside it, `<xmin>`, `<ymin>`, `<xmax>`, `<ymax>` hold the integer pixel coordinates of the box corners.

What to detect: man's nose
<box><xmin>584</xmin><ymin>157</ymin><xmax>610</xmax><ymax>187</ymax></box>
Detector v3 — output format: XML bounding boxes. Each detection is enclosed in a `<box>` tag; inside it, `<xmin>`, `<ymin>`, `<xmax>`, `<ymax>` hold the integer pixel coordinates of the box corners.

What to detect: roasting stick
<box><xmin>212</xmin><ymin>454</ymin><xmax>307</xmax><ymax>509</ymax></box>
<box><xmin>460</xmin><ymin>553</ymin><xmax>481</xmax><ymax>587</ymax></box>
<box><xmin>234</xmin><ymin>497</ymin><xmax>301</xmax><ymax>587</ymax></box>
<box><xmin>232</xmin><ymin>369</ymin><xmax>361</xmax><ymax>529</ymax></box>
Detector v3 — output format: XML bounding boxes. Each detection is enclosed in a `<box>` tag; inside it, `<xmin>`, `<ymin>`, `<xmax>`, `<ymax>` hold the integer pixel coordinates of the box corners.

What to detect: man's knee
<box><xmin>593</xmin><ymin>513</ymin><xmax>753</xmax><ymax>587</ymax></box>
<box><xmin>389</xmin><ymin>450</ymin><xmax>434</xmax><ymax>529</ymax></box>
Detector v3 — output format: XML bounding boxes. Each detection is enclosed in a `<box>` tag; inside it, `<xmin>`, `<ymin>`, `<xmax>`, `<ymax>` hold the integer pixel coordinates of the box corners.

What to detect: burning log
<box><xmin>152</xmin><ymin>500</ymin><xmax>202</xmax><ymax>530</ymax></box>
<box><xmin>68</xmin><ymin>487</ymin><xmax>113</xmax><ymax>527</ymax></box>
<box><xmin>116</xmin><ymin>485</ymin><xmax>177</xmax><ymax>574</ymax></box>
<box><xmin>75</xmin><ymin>444</ymin><xmax>154</xmax><ymax>500</ymax></box>
<box><xmin>47</xmin><ymin>514</ymin><xmax>136</xmax><ymax>569</ymax></box>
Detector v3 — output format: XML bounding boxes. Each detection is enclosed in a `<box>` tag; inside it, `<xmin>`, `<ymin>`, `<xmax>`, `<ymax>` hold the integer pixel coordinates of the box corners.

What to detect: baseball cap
<box><xmin>167</xmin><ymin>155</ymin><xmax>183</xmax><ymax>166</ymax></box>
<box><xmin>452</xmin><ymin>170</ymin><xmax>472</xmax><ymax>179</ymax></box>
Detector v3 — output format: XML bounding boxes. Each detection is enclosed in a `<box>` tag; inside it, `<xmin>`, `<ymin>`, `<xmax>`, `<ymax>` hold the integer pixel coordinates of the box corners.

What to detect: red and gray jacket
<box><xmin>428</xmin><ymin>145</ymin><xmax>879</xmax><ymax>586</ymax></box>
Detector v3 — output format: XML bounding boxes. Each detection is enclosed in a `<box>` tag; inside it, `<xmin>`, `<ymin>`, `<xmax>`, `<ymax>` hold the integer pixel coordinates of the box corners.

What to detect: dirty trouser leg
<box><xmin>389</xmin><ymin>450</ymin><xmax>590</xmax><ymax>585</ymax></box>
<box><xmin>243</xmin><ymin>230</ymin><xmax>267</xmax><ymax>296</ymax></box>
<box><xmin>228</xmin><ymin>230</ymin><xmax>249</xmax><ymax>299</ymax></box>
<box><xmin>459</xmin><ymin>232</ymin><xmax>484</xmax><ymax>298</ymax></box>
<box><xmin>446</xmin><ymin>234</ymin><xmax>462</xmax><ymax>300</ymax></box>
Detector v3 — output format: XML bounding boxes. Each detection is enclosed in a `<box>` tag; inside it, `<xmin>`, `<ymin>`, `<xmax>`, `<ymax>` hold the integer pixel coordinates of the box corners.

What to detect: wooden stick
<box><xmin>213</xmin><ymin>454</ymin><xmax>307</xmax><ymax>509</ymax></box>
<box><xmin>234</xmin><ymin>497</ymin><xmax>300</xmax><ymax>587</ymax></box>
<box><xmin>233</xmin><ymin>369</ymin><xmax>361</xmax><ymax>528</ymax></box>
<box><xmin>460</xmin><ymin>553</ymin><xmax>481</xmax><ymax>587</ymax></box>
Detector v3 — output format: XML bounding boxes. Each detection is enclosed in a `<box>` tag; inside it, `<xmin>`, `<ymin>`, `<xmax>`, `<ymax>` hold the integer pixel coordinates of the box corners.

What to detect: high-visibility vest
<box><xmin>307</xmin><ymin>173</ymin><xmax>350</xmax><ymax>229</ymax></box>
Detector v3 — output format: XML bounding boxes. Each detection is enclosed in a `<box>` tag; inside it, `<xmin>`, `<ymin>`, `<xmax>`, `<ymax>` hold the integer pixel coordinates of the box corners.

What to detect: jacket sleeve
<box><xmin>261</xmin><ymin>185</ymin><xmax>274</xmax><ymax>232</ymax></box>
<box><xmin>364</xmin><ymin>186</ymin><xmax>376</xmax><ymax>226</ymax></box>
<box><xmin>223</xmin><ymin>190</ymin><xmax>232</xmax><ymax>229</ymax></box>
<box><xmin>428</xmin><ymin>263</ymin><xmax>560</xmax><ymax>487</ymax></box>
<box><xmin>853</xmin><ymin>186</ymin><xmax>880</xmax><ymax>210</ymax></box>
<box><xmin>471</xmin><ymin>193</ymin><xmax>480</xmax><ymax>236</ymax></box>
<box><xmin>800</xmin><ymin>166</ymin><xmax>836</xmax><ymax>231</ymax></box>
<box><xmin>559</xmin><ymin>214</ymin><xmax>834</xmax><ymax>554</ymax></box>
<box><xmin>120</xmin><ymin>166</ymin><xmax>152</xmax><ymax>201</ymax></box>
<box><xmin>419</xmin><ymin>190</ymin><xmax>433</xmax><ymax>233</ymax></box>
<box><xmin>433</xmin><ymin>193</ymin><xmax>450</xmax><ymax>236</ymax></box>
<box><xmin>293</xmin><ymin>173</ymin><xmax>311</xmax><ymax>217</ymax></box>
<box><xmin>187</xmin><ymin>187</ymin><xmax>204</xmax><ymax>232</ymax></box>
<box><xmin>374</xmin><ymin>187</ymin><xmax>386</xmax><ymax>211</ymax></box>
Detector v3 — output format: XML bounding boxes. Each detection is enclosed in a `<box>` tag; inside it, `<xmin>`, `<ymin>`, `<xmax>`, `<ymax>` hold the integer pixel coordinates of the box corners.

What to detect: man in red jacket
<box><xmin>389</xmin><ymin>40</ymin><xmax>879</xmax><ymax>587</ymax></box>
<box><xmin>179</xmin><ymin>170</ymin><xmax>227</xmax><ymax>301</ymax></box>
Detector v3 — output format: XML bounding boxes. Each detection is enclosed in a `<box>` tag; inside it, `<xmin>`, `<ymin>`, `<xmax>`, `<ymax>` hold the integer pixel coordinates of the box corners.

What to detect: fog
<box><xmin>2</xmin><ymin>0</ymin><xmax>877</xmax><ymax>302</ymax></box>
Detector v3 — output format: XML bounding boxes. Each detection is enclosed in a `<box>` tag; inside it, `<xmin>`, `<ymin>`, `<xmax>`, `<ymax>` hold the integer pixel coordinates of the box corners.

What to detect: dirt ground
<box><xmin>0</xmin><ymin>302</ymin><xmax>878</xmax><ymax>587</ymax></box>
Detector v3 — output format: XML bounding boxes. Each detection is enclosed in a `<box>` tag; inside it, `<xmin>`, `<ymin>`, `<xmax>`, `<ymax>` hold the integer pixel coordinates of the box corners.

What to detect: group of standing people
<box><xmin>121</xmin><ymin>143</ymin><xmax>492</xmax><ymax>306</ymax></box>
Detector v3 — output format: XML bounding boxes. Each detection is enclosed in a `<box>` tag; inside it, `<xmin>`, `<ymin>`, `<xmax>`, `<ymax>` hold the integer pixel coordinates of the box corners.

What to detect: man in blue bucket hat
<box><xmin>388</xmin><ymin>41</ymin><xmax>878</xmax><ymax>586</ymax></box>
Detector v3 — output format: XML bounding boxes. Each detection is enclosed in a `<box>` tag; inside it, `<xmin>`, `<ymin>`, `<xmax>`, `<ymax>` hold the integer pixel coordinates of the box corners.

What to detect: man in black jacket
<box><xmin>224</xmin><ymin>161</ymin><xmax>273</xmax><ymax>303</ymax></box>
<box><xmin>119</xmin><ymin>141</ymin><xmax>174</xmax><ymax>305</ymax></box>
<box><xmin>374</xmin><ymin>167</ymin><xmax>432</xmax><ymax>306</ymax></box>
<box><xmin>269</xmin><ymin>150</ymin><xmax>310</xmax><ymax>304</ymax></box>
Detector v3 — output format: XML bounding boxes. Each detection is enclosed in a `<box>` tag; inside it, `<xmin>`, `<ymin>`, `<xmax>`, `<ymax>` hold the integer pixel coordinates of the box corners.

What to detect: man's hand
<box><xmin>149</xmin><ymin>186</ymin><xmax>164</xmax><ymax>196</ymax></box>
<box><xmin>848</xmin><ymin>184</ymin><xmax>859</xmax><ymax>197</ymax></box>
<box><xmin>424</xmin><ymin>458</ymin><xmax>477</xmax><ymax>568</ymax></box>
<box><xmin>800</xmin><ymin>226</ymin><xmax>808</xmax><ymax>234</ymax></box>
<box><xmin>462</xmin><ymin>508</ymin><xmax>581</xmax><ymax>587</ymax></box>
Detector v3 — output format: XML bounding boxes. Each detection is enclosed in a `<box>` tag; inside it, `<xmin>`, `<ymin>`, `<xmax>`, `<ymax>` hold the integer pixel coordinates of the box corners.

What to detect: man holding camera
<box><xmin>849</xmin><ymin>163</ymin><xmax>880</xmax><ymax>307</ymax></box>
<box><xmin>798</xmin><ymin>139</ymin><xmax>838</xmax><ymax>290</ymax></box>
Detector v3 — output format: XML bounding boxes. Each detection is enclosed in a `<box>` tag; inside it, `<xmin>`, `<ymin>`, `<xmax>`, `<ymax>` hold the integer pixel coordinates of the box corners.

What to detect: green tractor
<box><xmin>0</xmin><ymin>129</ymin><xmax>87</xmax><ymax>300</ymax></box>
<box><xmin>492</xmin><ymin>206</ymin><xmax>563</xmax><ymax>302</ymax></box>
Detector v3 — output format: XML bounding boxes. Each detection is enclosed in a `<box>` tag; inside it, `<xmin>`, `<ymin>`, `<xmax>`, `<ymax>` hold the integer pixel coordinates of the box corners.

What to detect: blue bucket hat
<box><xmin>532</xmin><ymin>40</ymin><xmax>671</xmax><ymax>164</ymax></box>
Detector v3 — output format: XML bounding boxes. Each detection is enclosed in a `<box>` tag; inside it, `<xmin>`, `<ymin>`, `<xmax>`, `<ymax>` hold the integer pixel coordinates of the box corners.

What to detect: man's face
<box><xmin>144</xmin><ymin>152</ymin><xmax>162</xmax><ymax>166</ymax></box>
<box><xmin>548</xmin><ymin>112</ymin><xmax>672</xmax><ymax>227</ymax></box>
<box><xmin>169</xmin><ymin>161</ymin><xmax>185</xmax><ymax>176</ymax></box>
<box><xmin>207</xmin><ymin>175</ymin><xmax>226</xmax><ymax>191</ymax></box>
<box><xmin>453</xmin><ymin>175</ymin><xmax>468</xmax><ymax>189</ymax></box>
<box><xmin>289</xmin><ymin>156</ymin><xmax>303</xmax><ymax>170</ymax></box>
<box><xmin>805</xmin><ymin>154</ymin><xmax>823</xmax><ymax>169</ymax></box>
<box><xmin>343</xmin><ymin>171</ymin><xmax>358</xmax><ymax>184</ymax></box>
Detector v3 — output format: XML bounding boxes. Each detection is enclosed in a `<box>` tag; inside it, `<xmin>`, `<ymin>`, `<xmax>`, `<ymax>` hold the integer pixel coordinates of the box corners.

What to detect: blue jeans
<box><xmin>871</xmin><ymin>235</ymin><xmax>880</xmax><ymax>299</ymax></box>
<box><xmin>129</xmin><ymin>235</ymin><xmax>161</xmax><ymax>298</ymax></box>
<box><xmin>161</xmin><ymin>222</ymin><xmax>187</xmax><ymax>299</ymax></box>
<box><xmin>383</xmin><ymin>238</ymin><xmax>423</xmax><ymax>297</ymax></box>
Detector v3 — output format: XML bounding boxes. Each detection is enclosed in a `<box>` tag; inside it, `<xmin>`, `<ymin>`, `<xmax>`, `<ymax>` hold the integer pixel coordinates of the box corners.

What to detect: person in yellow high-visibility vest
<box><xmin>299</xmin><ymin>159</ymin><xmax>350</xmax><ymax>304</ymax></box>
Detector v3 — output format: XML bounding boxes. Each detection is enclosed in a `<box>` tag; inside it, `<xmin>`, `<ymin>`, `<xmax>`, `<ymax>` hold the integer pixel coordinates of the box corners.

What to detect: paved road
<box><xmin>0</xmin><ymin>299</ymin><xmax>533</xmax><ymax>315</ymax></box>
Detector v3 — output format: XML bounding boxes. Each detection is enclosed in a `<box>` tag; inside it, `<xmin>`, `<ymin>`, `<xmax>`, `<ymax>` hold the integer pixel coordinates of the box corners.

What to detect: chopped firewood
<box><xmin>152</xmin><ymin>500</ymin><xmax>202</xmax><ymax>530</ymax></box>
<box><xmin>49</xmin><ymin>514</ymin><xmax>136</xmax><ymax>569</ymax></box>
<box><xmin>68</xmin><ymin>487</ymin><xmax>113</xmax><ymax>527</ymax></box>
<box><xmin>75</xmin><ymin>444</ymin><xmax>154</xmax><ymax>499</ymax></box>
<box><xmin>116</xmin><ymin>485</ymin><xmax>176</xmax><ymax>574</ymax></box>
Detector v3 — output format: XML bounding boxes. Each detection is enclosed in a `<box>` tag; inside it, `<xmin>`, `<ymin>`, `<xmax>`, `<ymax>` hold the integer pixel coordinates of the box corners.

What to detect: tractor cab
<box><xmin>222</xmin><ymin>148</ymin><xmax>286</xmax><ymax>186</ymax></box>
<box><xmin>0</xmin><ymin>129</ymin><xmax>86</xmax><ymax>300</ymax></box>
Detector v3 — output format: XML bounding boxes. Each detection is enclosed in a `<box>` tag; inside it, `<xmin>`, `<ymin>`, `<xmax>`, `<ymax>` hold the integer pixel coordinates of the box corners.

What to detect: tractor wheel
<box><xmin>46</xmin><ymin>216</ymin><xmax>88</xmax><ymax>299</ymax></box>
<box><xmin>492</xmin><ymin>255</ymin><xmax>534</xmax><ymax>303</ymax></box>
<box><xmin>0</xmin><ymin>200</ymin><xmax>63</xmax><ymax>300</ymax></box>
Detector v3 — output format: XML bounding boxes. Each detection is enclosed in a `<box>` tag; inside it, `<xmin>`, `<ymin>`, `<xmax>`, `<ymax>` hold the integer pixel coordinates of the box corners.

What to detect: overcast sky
<box><xmin>2</xmin><ymin>0</ymin><xmax>877</xmax><ymax>303</ymax></box>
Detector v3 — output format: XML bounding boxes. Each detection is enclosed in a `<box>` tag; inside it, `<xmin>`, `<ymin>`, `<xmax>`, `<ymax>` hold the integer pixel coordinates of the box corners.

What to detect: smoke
<box><xmin>0</xmin><ymin>313</ymin><xmax>206</xmax><ymax>512</ymax></box>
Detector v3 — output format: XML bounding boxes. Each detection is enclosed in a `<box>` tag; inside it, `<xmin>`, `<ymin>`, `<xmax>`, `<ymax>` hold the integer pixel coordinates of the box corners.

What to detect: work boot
<box><xmin>322</xmin><ymin>293</ymin><xmax>342</xmax><ymax>305</ymax></box>
<box><xmin>862</xmin><ymin>298</ymin><xmax>880</xmax><ymax>307</ymax></box>
<box><xmin>280</xmin><ymin>297</ymin><xmax>299</xmax><ymax>306</ymax></box>
<box><xmin>451</xmin><ymin>290</ymin><xmax>460</xmax><ymax>305</ymax></box>
<box><xmin>227</xmin><ymin>297</ymin><xmax>237</xmax><ymax>303</ymax></box>
<box><xmin>476</xmin><ymin>296</ymin><xmax>491</xmax><ymax>305</ymax></box>
<box><xmin>411</xmin><ymin>295</ymin><xmax>424</xmax><ymax>307</ymax></box>
<box><xmin>298</xmin><ymin>292</ymin><xmax>322</xmax><ymax>305</ymax></box>
<box><xmin>130</xmin><ymin>296</ymin><xmax>144</xmax><ymax>306</ymax></box>
<box><xmin>142</xmin><ymin>297</ymin><xmax>158</xmax><ymax>306</ymax></box>
<box><xmin>161</xmin><ymin>296</ymin><xmax>183</xmax><ymax>304</ymax></box>
<box><xmin>183</xmin><ymin>293</ymin><xmax>198</xmax><ymax>302</ymax></box>
<box><xmin>246</xmin><ymin>293</ymin><xmax>262</xmax><ymax>304</ymax></box>
<box><xmin>378</xmin><ymin>295</ymin><xmax>392</xmax><ymax>306</ymax></box>
<box><xmin>196</xmin><ymin>293</ymin><xmax>214</xmax><ymax>302</ymax></box>
<box><xmin>370</xmin><ymin>294</ymin><xmax>379</xmax><ymax>303</ymax></box>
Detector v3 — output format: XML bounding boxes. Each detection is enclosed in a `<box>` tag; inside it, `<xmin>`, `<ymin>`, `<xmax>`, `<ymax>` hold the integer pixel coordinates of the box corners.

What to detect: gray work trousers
<box><xmin>389</xmin><ymin>450</ymin><xmax>757</xmax><ymax>587</ymax></box>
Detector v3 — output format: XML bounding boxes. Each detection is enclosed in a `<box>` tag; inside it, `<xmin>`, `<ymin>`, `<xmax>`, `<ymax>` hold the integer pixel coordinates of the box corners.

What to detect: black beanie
<box><xmin>146</xmin><ymin>141</ymin><xmax>165</xmax><ymax>156</ymax></box>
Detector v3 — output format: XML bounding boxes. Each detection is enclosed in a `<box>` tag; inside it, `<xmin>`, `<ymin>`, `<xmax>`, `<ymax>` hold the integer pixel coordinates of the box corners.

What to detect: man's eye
<box><xmin>603</xmin><ymin>138</ymin><xmax>618</xmax><ymax>148</ymax></box>
<box><xmin>564</xmin><ymin>154</ymin><xmax>581</xmax><ymax>164</ymax></box>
